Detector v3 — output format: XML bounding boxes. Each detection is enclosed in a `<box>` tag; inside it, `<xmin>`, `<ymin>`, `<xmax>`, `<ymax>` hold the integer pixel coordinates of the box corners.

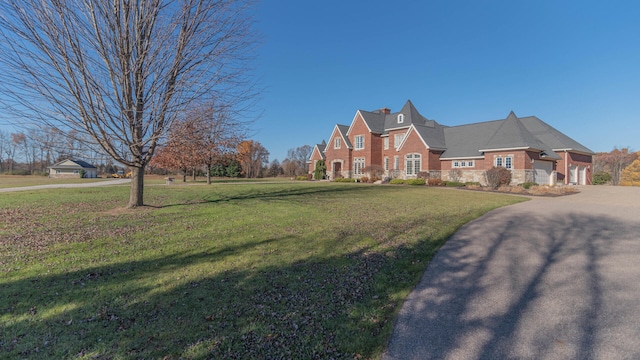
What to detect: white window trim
<box><xmin>494</xmin><ymin>156</ymin><xmax>513</xmax><ymax>170</ymax></box>
<box><xmin>453</xmin><ymin>160</ymin><xmax>475</xmax><ymax>168</ymax></box>
<box><xmin>394</xmin><ymin>133</ymin><xmax>405</xmax><ymax>149</ymax></box>
<box><xmin>334</xmin><ymin>137</ymin><xmax>341</xmax><ymax>149</ymax></box>
<box><xmin>383</xmin><ymin>137</ymin><xmax>389</xmax><ymax>150</ymax></box>
<box><xmin>397</xmin><ymin>114</ymin><xmax>404</xmax><ymax>124</ymax></box>
<box><xmin>354</xmin><ymin>135</ymin><xmax>364</xmax><ymax>150</ymax></box>
<box><xmin>353</xmin><ymin>157</ymin><xmax>365</xmax><ymax>176</ymax></box>
<box><xmin>405</xmin><ymin>153</ymin><xmax>421</xmax><ymax>176</ymax></box>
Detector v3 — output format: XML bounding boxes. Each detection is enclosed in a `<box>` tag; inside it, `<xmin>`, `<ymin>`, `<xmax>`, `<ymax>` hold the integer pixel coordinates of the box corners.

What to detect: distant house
<box><xmin>48</xmin><ymin>159</ymin><xmax>98</xmax><ymax>178</ymax></box>
<box><xmin>310</xmin><ymin>100</ymin><xmax>594</xmax><ymax>185</ymax></box>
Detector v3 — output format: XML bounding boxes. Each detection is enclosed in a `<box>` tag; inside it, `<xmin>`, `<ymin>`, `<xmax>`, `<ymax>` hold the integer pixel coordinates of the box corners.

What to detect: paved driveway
<box><xmin>384</xmin><ymin>186</ymin><xmax>640</xmax><ymax>360</ymax></box>
<box><xmin>0</xmin><ymin>179</ymin><xmax>131</xmax><ymax>193</ymax></box>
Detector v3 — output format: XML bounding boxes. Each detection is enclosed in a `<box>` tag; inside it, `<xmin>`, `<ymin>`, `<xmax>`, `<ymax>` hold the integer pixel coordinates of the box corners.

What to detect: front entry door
<box><xmin>333</xmin><ymin>162</ymin><xmax>342</xmax><ymax>179</ymax></box>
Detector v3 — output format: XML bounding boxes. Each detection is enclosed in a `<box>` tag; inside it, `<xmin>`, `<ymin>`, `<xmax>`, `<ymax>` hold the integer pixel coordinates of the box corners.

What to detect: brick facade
<box><xmin>312</xmin><ymin>101</ymin><xmax>593</xmax><ymax>185</ymax></box>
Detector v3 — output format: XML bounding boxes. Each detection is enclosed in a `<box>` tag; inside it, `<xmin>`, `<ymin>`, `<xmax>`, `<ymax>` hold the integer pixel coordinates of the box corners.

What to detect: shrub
<box><xmin>389</xmin><ymin>179</ymin><xmax>406</xmax><ymax>185</ymax></box>
<box><xmin>417</xmin><ymin>171</ymin><xmax>430</xmax><ymax>180</ymax></box>
<box><xmin>465</xmin><ymin>182</ymin><xmax>481</xmax><ymax>186</ymax></box>
<box><xmin>427</xmin><ymin>178</ymin><xmax>445</xmax><ymax>186</ymax></box>
<box><xmin>334</xmin><ymin>177</ymin><xmax>355</xmax><ymax>183</ymax></box>
<box><xmin>362</xmin><ymin>165</ymin><xmax>384</xmax><ymax>178</ymax></box>
<box><xmin>295</xmin><ymin>175</ymin><xmax>308</xmax><ymax>181</ymax></box>
<box><xmin>485</xmin><ymin>166</ymin><xmax>512</xmax><ymax>189</ymax></box>
<box><xmin>593</xmin><ymin>171</ymin><xmax>611</xmax><ymax>185</ymax></box>
<box><xmin>370</xmin><ymin>175</ymin><xmax>380</xmax><ymax>183</ymax></box>
<box><xmin>406</xmin><ymin>178</ymin><xmax>426</xmax><ymax>185</ymax></box>
<box><xmin>520</xmin><ymin>181</ymin><xmax>538</xmax><ymax>189</ymax></box>
<box><xmin>360</xmin><ymin>176</ymin><xmax>369</xmax><ymax>183</ymax></box>
<box><xmin>445</xmin><ymin>181</ymin><xmax>464</xmax><ymax>187</ymax></box>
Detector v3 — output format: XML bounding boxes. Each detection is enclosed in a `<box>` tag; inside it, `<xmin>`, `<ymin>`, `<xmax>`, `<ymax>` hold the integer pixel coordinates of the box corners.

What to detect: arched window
<box><xmin>397</xmin><ymin>114</ymin><xmax>404</xmax><ymax>124</ymax></box>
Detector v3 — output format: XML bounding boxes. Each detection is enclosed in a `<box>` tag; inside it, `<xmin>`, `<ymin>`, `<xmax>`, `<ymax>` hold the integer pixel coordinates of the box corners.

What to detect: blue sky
<box><xmin>252</xmin><ymin>0</ymin><xmax>640</xmax><ymax>162</ymax></box>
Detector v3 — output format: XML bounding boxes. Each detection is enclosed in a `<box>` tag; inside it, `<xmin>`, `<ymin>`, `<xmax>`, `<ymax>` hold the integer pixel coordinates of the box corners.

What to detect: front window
<box><xmin>353</xmin><ymin>157</ymin><xmax>365</xmax><ymax>176</ymax></box>
<box><xmin>398</xmin><ymin>114</ymin><xmax>404</xmax><ymax>123</ymax></box>
<box><xmin>405</xmin><ymin>153</ymin><xmax>421</xmax><ymax>176</ymax></box>
<box><xmin>384</xmin><ymin>137</ymin><xmax>389</xmax><ymax>150</ymax></box>
<box><xmin>495</xmin><ymin>156</ymin><xmax>512</xmax><ymax>169</ymax></box>
<box><xmin>394</xmin><ymin>133</ymin><xmax>405</xmax><ymax>149</ymax></box>
<box><xmin>384</xmin><ymin>157</ymin><xmax>389</xmax><ymax>171</ymax></box>
<box><xmin>453</xmin><ymin>160</ymin><xmax>475</xmax><ymax>168</ymax></box>
<box><xmin>394</xmin><ymin>156</ymin><xmax>399</xmax><ymax>170</ymax></box>
<box><xmin>354</xmin><ymin>135</ymin><xmax>364</xmax><ymax>150</ymax></box>
<box><xmin>334</xmin><ymin>137</ymin><xmax>341</xmax><ymax>149</ymax></box>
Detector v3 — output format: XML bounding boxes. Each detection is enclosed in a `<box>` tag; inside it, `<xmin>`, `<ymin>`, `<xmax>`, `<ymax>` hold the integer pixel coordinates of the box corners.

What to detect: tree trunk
<box><xmin>206</xmin><ymin>164</ymin><xmax>211</xmax><ymax>184</ymax></box>
<box><xmin>127</xmin><ymin>166</ymin><xmax>145</xmax><ymax>208</ymax></box>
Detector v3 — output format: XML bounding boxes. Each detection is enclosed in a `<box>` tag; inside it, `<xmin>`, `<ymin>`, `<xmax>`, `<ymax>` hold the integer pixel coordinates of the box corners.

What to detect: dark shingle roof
<box><xmin>412</xmin><ymin>123</ymin><xmax>447</xmax><ymax>150</ymax></box>
<box><xmin>49</xmin><ymin>159</ymin><xmax>97</xmax><ymax>169</ymax></box>
<box><xmin>337</xmin><ymin>124</ymin><xmax>352</xmax><ymax>148</ymax></box>
<box><xmin>519</xmin><ymin>116</ymin><xmax>594</xmax><ymax>154</ymax></box>
<box><xmin>441</xmin><ymin>112</ymin><xmax>570</xmax><ymax>159</ymax></box>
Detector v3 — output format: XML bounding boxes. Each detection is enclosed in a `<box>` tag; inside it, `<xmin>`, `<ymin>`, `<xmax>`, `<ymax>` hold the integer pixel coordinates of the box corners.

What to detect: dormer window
<box><xmin>397</xmin><ymin>114</ymin><xmax>404</xmax><ymax>124</ymax></box>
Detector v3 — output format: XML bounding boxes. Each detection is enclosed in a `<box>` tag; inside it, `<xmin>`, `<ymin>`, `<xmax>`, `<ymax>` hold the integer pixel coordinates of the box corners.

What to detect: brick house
<box><xmin>309</xmin><ymin>100</ymin><xmax>594</xmax><ymax>185</ymax></box>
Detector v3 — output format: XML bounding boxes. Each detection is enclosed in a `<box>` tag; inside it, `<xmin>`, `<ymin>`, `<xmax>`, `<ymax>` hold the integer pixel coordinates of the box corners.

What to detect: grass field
<box><xmin>0</xmin><ymin>181</ymin><xmax>525</xmax><ymax>359</ymax></box>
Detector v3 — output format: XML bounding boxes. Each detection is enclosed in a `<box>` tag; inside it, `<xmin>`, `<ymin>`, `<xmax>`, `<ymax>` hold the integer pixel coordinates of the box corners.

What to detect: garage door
<box><xmin>534</xmin><ymin>161</ymin><xmax>553</xmax><ymax>185</ymax></box>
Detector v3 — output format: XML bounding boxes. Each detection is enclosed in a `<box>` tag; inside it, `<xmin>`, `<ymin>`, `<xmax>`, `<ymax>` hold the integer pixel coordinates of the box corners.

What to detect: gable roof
<box><xmin>399</xmin><ymin>123</ymin><xmax>447</xmax><ymax>151</ymax></box>
<box><xmin>325</xmin><ymin>124</ymin><xmax>352</xmax><ymax>151</ymax></box>
<box><xmin>49</xmin><ymin>159</ymin><xmax>97</xmax><ymax>169</ymax></box>
<box><xmin>309</xmin><ymin>140</ymin><xmax>326</xmax><ymax>161</ymax></box>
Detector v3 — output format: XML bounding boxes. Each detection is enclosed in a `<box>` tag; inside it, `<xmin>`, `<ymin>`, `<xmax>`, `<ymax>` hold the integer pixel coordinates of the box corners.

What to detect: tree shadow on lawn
<box><xmin>384</xmin><ymin>212</ymin><xmax>640</xmax><ymax>360</ymax></box>
<box><xmin>1</xmin><ymin>212</ymin><xmax>445</xmax><ymax>359</ymax></box>
<box><xmin>153</xmin><ymin>182</ymin><xmax>403</xmax><ymax>209</ymax></box>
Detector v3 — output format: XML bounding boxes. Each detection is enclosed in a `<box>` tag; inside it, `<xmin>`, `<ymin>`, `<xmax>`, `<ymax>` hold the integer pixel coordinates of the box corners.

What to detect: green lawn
<box><xmin>0</xmin><ymin>182</ymin><xmax>525</xmax><ymax>359</ymax></box>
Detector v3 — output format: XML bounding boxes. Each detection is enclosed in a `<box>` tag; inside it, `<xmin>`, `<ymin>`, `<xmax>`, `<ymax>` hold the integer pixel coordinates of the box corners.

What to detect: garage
<box><xmin>534</xmin><ymin>160</ymin><xmax>553</xmax><ymax>185</ymax></box>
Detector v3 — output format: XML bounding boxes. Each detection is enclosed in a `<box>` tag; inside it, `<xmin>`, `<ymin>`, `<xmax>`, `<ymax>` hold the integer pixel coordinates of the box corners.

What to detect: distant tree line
<box><xmin>593</xmin><ymin>147</ymin><xmax>639</xmax><ymax>186</ymax></box>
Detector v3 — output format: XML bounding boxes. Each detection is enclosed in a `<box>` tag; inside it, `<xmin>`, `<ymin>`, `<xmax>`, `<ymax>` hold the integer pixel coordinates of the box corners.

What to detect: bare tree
<box><xmin>0</xmin><ymin>0</ymin><xmax>258</xmax><ymax>207</ymax></box>
<box><xmin>237</xmin><ymin>140</ymin><xmax>268</xmax><ymax>178</ymax></box>
<box><xmin>284</xmin><ymin>145</ymin><xmax>312</xmax><ymax>176</ymax></box>
<box><xmin>593</xmin><ymin>147</ymin><xmax>637</xmax><ymax>185</ymax></box>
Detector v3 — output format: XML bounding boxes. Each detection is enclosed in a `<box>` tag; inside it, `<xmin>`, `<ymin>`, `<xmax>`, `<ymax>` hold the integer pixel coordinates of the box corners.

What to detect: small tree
<box><xmin>485</xmin><ymin>166</ymin><xmax>512</xmax><ymax>189</ymax></box>
<box><xmin>620</xmin><ymin>156</ymin><xmax>640</xmax><ymax>186</ymax></box>
<box><xmin>313</xmin><ymin>159</ymin><xmax>326</xmax><ymax>180</ymax></box>
<box><xmin>592</xmin><ymin>171</ymin><xmax>612</xmax><ymax>185</ymax></box>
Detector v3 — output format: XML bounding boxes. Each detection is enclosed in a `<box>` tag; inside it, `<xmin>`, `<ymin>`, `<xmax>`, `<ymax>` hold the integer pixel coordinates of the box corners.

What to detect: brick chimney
<box><xmin>380</xmin><ymin>107</ymin><xmax>391</xmax><ymax>114</ymax></box>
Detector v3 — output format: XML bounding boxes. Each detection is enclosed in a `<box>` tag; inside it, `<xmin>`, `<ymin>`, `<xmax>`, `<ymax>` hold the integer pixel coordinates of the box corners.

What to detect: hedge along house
<box><xmin>48</xmin><ymin>159</ymin><xmax>98</xmax><ymax>178</ymax></box>
<box><xmin>310</xmin><ymin>100</ymin><xmax>594</xmax><ymax>185</ymax></box>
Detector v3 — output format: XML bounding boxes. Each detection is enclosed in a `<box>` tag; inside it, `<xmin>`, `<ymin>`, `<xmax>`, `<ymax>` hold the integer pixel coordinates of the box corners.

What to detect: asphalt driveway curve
<box><xmin>0</xmin><ymin>178</ymin><xmax>131</xmax><ymax>193</ymax></box>
<box><xmin>384</xmin><ymin>186</ymin><xmax>640</xmax><ymax>360</ymax></box>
